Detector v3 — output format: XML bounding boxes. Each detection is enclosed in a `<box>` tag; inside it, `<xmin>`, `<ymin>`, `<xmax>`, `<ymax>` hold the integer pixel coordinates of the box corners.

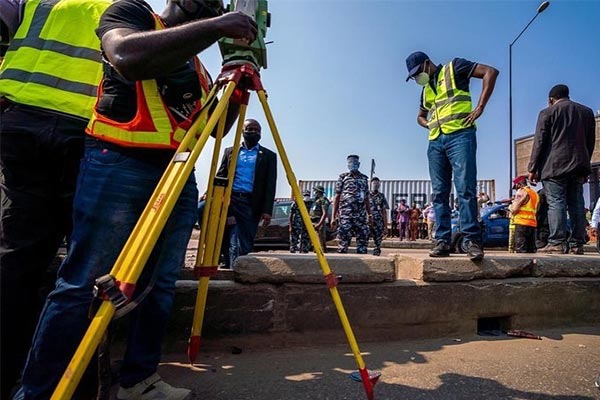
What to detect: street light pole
<box><xmin>508</xmin><ymin>1</ymin><xmax>550</xmax><ymax>196</ymax></box>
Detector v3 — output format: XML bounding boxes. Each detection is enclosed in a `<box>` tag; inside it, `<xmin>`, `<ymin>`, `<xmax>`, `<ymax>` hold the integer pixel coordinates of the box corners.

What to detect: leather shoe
<box><xmin>429</xmin><ymin>241</ymin><xmax>450</xmax><ymax>257</ymax></box>
<box><xmin>538</xmin><ymin>244</ymin><xmax>564</xmax><ymax>254</ymax></box>
<box><xmin>467</xmin><ymin>241</ymin><xmax>484</xmax><ymax>261</ymax></box>
<box><xmin>569</xmin><ymin>246</ymin><xmax>584</xmax><ymax>255</ymax></box>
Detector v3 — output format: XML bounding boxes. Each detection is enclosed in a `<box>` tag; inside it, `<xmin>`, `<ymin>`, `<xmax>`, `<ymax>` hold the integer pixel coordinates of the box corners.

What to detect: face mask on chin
<box><xmin>243</xmin><ymin>132</ymin><xmax>260</xmax><ymax>148</ymax></box>
<box><xmin>414</xmin><ymin>72</ymin><xmax>429</xmax><ymax>86</ymax></box>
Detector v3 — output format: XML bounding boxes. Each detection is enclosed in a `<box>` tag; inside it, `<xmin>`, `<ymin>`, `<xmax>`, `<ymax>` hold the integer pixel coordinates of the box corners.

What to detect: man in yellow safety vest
<box><xmin>14</xmin><ymin>0</ymin><xmax>257</xmax><ymax>399</ymax></box>
<box><xmin>0</xmin><ymin>0</ymin><xmax>110</xmax><ymax>395</ymax></box>
<box><xmin>405</xmin><ymin>51</ymin><xmax>498</xmax><ymax>261</ymax></box>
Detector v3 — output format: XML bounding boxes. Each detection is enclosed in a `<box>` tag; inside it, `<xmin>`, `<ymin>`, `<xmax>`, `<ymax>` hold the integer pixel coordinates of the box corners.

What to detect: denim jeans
<box><xmin>427</xmin><ymin>127</ymin><xmax>480</xmax><ymax>244</ymax></box>
<box><xmin>0</xmin><ymin>106</ymin><xmax>86</xmax><ymax>397</ymax></box>
<box><xmin>15</xmin><ymin>139</ymin><xmax>198</xmax><ymax>399</ymax></box>
<box><xmin>542</xmin><ymin>176</ymin><xmax>586</xmax><ymax>248</ymax></box>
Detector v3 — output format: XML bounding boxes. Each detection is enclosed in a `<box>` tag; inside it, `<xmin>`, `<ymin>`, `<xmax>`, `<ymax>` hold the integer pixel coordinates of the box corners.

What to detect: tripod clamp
<box><xmin>92</xmin><ymin>275</ymin><xmax>133</xmax><ymax>310</ymax></box>
<box><xmin>216</xmin><ymin>63</ymin><xmax>264</xmax><ymax>105</ymax></box>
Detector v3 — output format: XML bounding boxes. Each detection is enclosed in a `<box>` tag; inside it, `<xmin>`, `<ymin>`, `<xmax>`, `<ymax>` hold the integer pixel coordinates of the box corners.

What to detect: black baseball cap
<box><xmin>405</xmin><ymin>51</ymin><xmax>429</xmax><ymax>82</ymax></box>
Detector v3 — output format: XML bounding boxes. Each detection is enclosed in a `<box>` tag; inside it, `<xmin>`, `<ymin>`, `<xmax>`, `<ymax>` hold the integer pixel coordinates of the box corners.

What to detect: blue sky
<box><xmin>148</xmin><ymin>0</ymin><xmax>600</xmax><ymax>199</ymax></box>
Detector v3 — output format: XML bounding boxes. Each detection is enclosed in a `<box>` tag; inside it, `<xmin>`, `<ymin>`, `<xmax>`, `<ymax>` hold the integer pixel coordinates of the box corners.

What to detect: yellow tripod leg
<box><xmin>188</xmin><ymin>104</ymin><xmax>247</xmax><ymax>363</ymax></box>
<box><xmin>257</xmin><ymin>90</ymin><xmax>379</xmax><ymax>400</ymax></box>
<box><xmin>51</xmin><ymin>81</ymin><xmax>238</xmax><ymax>400</ymax></box>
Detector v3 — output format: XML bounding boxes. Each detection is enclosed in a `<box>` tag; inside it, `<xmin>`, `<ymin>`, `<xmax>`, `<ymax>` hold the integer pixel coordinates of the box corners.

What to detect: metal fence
<box><xmin>297</xmin><ymin>179</ymin><xmax>496</xmax><ymax>219</ymax></box>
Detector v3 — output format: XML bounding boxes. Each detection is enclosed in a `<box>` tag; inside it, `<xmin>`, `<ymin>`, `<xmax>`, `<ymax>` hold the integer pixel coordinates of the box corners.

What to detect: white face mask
<box><xmin>414</xmin><ymin>72</ymin><xmax>429</xmax><ymax>86</ymax></box>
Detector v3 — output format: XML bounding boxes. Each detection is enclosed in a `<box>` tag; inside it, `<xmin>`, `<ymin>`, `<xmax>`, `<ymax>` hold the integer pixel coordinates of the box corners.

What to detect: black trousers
<box><xmin>0</xmin><ymin>105</ymin><xmax>86</xmax><ymax>396</ymax></box>
<box><xmin>514</xmin><ymin>224</ymin><xmax>537</xmax><ymax>253</ymax></box>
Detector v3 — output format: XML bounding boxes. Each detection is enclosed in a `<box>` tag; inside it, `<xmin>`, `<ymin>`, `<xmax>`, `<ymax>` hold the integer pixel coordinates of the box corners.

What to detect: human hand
<box><xmin>330</xmin><ymin>219</ymin><xmax>337</xmax><ymax>230</ymax></box>
<box><xmin>528</xmin><ymin>172</ymin><xmax>538</xmax><ymax>185</ymax></box>
<box><xmin>591</xmin><ymin>227</ymin><xmax>597</xmax><ymax>236</ymax></box>
<box><xmin>463</xmin><ymin>105</ymin><xmax>484</xmax><ymax>126</ymax></box>
<box><xmin>261</xmin><ymin>213</ymin><xmax>271</xmax><ymax>227</ymax></box>
<box><xmin>216</xmin><ymin>11</ymin><xmax>257</xmax><ymax>42</ymax></box>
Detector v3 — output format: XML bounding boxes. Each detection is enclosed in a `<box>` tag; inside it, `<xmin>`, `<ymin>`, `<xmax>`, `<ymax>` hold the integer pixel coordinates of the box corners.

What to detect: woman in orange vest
<box><xmin>509</xmin><ymin>176</ymin><xmax>540</xmax><ymax>253</ymax></box>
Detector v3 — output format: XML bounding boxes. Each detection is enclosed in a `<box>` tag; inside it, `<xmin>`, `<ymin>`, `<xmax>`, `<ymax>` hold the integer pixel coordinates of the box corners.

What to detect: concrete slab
<box><xmin>232</xmin><ymin>254</ymin><xmax>395</xmax><ymax>284</ymax></box>
<box><xmin>394</xmin><ymin>252</ymin><xmax>600</xmax><ymax>282</ymax></box>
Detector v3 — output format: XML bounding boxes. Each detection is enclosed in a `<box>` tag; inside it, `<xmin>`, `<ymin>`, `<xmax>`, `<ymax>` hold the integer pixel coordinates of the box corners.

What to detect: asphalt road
<box><xmin>155</xmin><ymin>326</ymin><xmax>600</xmax><ymax>400</ymax></box>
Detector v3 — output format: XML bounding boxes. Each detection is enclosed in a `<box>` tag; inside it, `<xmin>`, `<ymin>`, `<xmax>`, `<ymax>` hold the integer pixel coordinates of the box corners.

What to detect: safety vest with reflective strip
<box><xmin>513</xmin><ymin>186</ymin><xmax>539</xmax><ymax>227</ymax></box>
<box><xmin>422</xmin><ymin>61</ymin><xmax>474</xmax><ymax>141</ymax></box>
<box><xmin>86</xmin><ymin>14</ymin><xmax>210</xmax><ymax>149</ymax></box>
<box><xmin>0</xmin><ymin>0</ymin><xmax>110</xmax><ymax>119</ymax></box>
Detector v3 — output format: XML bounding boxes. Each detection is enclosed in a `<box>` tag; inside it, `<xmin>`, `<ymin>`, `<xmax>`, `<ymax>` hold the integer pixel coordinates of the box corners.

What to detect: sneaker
<box><xmin>467</xmin><ymin>241</ymin><xmax>484</xmax><ymax>261</ymax></box>
<box><xmin>429</xmin><ymin>241</ymin><xmax>451</xmax><ymax>257</ymax></box>
<box><xmin>117</xmin><ymin>374</ymin><xmax>191</xmax><ymax>400</ymax></box>
<box><xmin>569</xmin><ymin>246</ymin><xmax>584</xmax><ymax>255</ymax></box>
<box><xmin>537</xmin><ymin>244</ymin><xmax>564</xmax><ymax>254</ymax></box>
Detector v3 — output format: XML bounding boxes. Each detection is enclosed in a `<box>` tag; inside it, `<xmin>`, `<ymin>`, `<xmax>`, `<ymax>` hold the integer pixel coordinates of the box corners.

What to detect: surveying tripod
<box><xmin>50</xmin><ymin>62</ymin><xmax>381</xmax><ymax>400</ymax></box>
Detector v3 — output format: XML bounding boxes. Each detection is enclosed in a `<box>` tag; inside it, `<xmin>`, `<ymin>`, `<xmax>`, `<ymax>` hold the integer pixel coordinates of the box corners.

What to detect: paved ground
<box><xmin>154</xmin><ymin>326</ymin><xmax>600</xmax><ymax>400</ymax></box>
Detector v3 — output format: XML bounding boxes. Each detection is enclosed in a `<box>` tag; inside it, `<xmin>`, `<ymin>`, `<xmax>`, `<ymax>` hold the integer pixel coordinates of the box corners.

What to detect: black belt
<box><xmin>231</xmin><ymin>191</ymin><xmax>253</xmax><ymax>199</ymax></box>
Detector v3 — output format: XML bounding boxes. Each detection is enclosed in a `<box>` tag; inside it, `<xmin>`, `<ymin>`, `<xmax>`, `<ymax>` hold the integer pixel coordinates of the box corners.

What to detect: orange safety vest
<box><xmin>86</xmin><ymin>13</ymin><xmax>210</xmax><ymax>149</ymax></box>
<box><xmin>513</xmin><ymin>186</ymin><xmax>539</xmax><ymax>227</ymax></box>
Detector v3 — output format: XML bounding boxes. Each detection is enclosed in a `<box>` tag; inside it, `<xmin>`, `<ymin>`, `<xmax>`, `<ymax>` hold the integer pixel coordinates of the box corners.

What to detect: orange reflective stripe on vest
<box><xmin>514</xmin><ymin>187</ymin><xmax>539</xmax><ymax>227</ymax></box>
<box><xmin>86</xmin><ymin>13</ymin><xmax>210</xmax><ymax>149</ymax></box>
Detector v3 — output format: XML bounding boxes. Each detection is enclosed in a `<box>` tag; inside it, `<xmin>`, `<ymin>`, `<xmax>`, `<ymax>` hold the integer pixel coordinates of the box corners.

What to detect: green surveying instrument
<box><xmin>50</xmin><ymin>1</ymin><xmax>381</xmax><ymax>399</ymax></box>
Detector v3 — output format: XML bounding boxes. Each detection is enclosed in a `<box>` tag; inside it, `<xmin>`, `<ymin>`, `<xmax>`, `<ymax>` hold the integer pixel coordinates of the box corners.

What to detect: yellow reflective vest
<box><xmin>513</xmin><ymin>186</ymin><xmax>539</xmax><ymax>228</ymax></box>
<box><xmin>86</xmin><ymin>13</ymin><xmax>210</xmax><ymax>150</ymax></box>
<box><xmin>0</xmin><ymin>0</ymin><xmax>110</xmax><ymax>119</ymax></box>
<box><xmin>422</xmin><ymin>61</ymin><xmax>474</xmax><ymax>141</ymax></box>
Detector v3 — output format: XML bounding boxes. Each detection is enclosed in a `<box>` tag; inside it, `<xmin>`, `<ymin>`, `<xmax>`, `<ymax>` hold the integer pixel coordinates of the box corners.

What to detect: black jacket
<box><xmin>217</xmin><ymin>145</ymin><xmax>277</xmax><ymax>218</ymax></box>
<box><xmin>528</xmin><ymin>99</ymin><xmax>596</xmax><ymax>180</ymax></box>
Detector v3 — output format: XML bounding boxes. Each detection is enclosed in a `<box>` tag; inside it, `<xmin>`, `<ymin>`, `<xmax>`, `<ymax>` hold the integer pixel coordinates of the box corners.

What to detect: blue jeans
<box><xmin>15</xmin><ymin>139</ymin><xmax>198</xmax><ymax>399</ymax></box>
<box><xmin>427</xmin><ymin>127</ymin><xmax>480</xmax><ymax>244</ymax></box>
<box><xmin>542</xmin><ymin>176</ymin><xmax>586</xmax><ymax>248</ymax></box>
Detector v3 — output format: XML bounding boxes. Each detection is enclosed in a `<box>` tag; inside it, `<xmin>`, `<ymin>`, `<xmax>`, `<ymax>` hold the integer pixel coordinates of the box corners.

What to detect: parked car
<box><xmin>451</xmin><ymin>203</ymin><xmax>511</xmax><ymax>253</ymax></box>
<box><xmin>254</xmin><ymin>199</ymin><xmax>336</xmax><ymax>250</ymax></box>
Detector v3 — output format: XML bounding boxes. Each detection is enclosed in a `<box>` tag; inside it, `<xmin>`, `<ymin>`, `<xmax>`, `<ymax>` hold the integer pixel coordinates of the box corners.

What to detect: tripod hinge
<box><xmin>324</xmin><ymin>273</ymin><xmax>341</xmax><ymax>289</ymax></box>
<box><xmin>93</xmin><ymin>275</ymin><xmax>130</xmax><ymax>309</ymax></box>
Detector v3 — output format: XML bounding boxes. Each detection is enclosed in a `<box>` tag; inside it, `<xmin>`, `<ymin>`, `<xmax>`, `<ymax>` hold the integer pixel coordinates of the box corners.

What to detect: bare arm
<box><xmin>417</xmin><ymin>108</ymin><xmax>429</xmax><ymax>129</ymax></box>
<box><xmin>331</xmin><ymin>194</ymin><xmax>340</xmax><ymax>227</ymax></box>
<box><xmin>509</xmin><ymin>188</ymin><xmax>529</xmax><ymax>214</ymax></box>
<box><xmin>102</xmin><ymin>12</ymin><xmax>256</xmax><ymax>81</ymax></box>
<box><xmin>464</xmin><ymin>63</ymin><xmax>499</xmax><ymax>125</ymax></box>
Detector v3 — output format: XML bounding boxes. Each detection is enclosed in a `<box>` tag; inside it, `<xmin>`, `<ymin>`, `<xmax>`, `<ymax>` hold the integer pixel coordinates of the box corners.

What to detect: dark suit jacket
<box><xmin>528</xmin><ymin>99</ymin><xmax>596</xmax><ymax>180</ymax></box>
<box><xmin>217</xmin><ymin>144</ymin><xmax>277</xmax><ymax>218</ymax></box>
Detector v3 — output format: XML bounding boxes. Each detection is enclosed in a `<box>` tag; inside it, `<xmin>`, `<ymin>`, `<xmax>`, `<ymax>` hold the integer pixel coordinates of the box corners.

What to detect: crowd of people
<box><xmin>0</xmin><ymin>1</ymin><xmax>598</xmax><ymax>399</ymax></box>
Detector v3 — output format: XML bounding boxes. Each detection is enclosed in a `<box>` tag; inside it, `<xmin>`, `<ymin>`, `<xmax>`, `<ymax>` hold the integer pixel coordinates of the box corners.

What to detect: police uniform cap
<box><xmin>313</xmin><ymin>185</ymin><xmax>325</xmax><ymax>192</ymax></box>
<box><xmin>346</xmin><ymin>154</ymin><xmax>359</xmax><ymax>160</ymax></box>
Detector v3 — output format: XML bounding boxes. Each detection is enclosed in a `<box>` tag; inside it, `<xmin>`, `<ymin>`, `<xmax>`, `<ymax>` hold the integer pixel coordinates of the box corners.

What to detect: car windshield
<box><xmin>273</xmin><ymin>203</ymin><xmax>291</xmax><ymax>219</ymax></box>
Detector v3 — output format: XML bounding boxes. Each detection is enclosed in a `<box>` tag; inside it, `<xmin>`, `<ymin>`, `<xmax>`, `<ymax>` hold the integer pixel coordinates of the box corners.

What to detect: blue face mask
<box><xmin>347</xmin><ymin>160</ymin><xmax>360</xmax><ymax>172</ymax></box>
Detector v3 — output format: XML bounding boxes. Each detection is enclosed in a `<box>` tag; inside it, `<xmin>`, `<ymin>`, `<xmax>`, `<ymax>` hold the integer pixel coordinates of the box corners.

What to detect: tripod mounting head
<box><xmin>218</xmin><ymin>0</ymin><xmax>270</xmax><ymax>70</ymax></box>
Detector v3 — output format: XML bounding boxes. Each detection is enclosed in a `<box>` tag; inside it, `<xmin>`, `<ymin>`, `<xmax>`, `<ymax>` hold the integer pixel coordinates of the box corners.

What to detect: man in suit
<box><xmin>528</xmin><ymin>84</ymin><xmax>595</xmax><ymax>254</ymax></box>
<box><xmin>217</xmin><ymin>118</ymin><xmax>277</xmax><ymax>267</ymax></box>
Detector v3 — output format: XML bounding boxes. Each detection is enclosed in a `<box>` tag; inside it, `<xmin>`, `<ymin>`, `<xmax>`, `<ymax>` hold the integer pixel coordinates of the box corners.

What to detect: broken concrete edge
<box><xmin>179</xmin><ymin>253</ymin><xmax>600</xmax><ymax>284</ymax></box>
<box><xmin>231</xmin><ymin>254</ymin><xmax>396</xmax><ymax>284</ymax></box>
